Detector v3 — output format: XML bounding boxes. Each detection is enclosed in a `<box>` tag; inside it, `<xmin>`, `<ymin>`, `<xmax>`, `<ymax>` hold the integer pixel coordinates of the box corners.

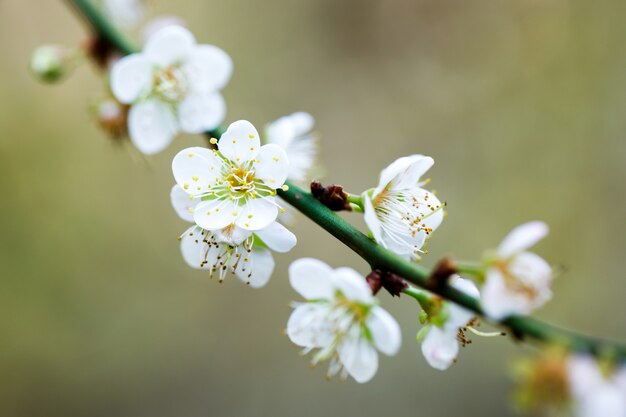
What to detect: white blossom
<box><xmin>567</xmin><ymin>356</ymin><xmax>626</xmax><ymax>417</ymax></box>
<box><xmin>110</xmin><ymin>25</ymin><xmax>232</xmax><ymax>154</ymax></box>
<box><xmin>286</xmin><ymin>258</ymin><xmax>401</xmax><ymax>383</ymax></box>
<box><xmin>265</xmin><ymin>112</ymin><xmax>317</xmax><ymax>184</ymax></box>
<box><xmin>171</xmin><ymin>185</ymin><xmax>296</xmax><ymax>287</ymax></box>
<box><xmin>419</xmin><ymin>277</ymin><xmax>480</xmax><ymax>370</ymax></box>
<box><xmin>481</xmin><ymin>221</ymin><xmax>553</xmax><ymax>320</ymax></box>
<box><xmin>172</xmin><ymin>120</ymin><xmax>290</xmax><ymax>232</ymax></box>
<box><xmin>103</xmin><ymin>0</ymin><xmax>145</xmax><ymax>29</ymax></box>
<box><xmin>363</xmin><ymin>155</ymin><xmax>444</xmax><ymax>261</ymax></box>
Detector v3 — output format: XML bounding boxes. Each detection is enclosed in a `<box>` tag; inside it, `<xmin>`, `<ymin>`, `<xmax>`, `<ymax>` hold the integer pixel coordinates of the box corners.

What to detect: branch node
<box><xmin>310</xmin><ymin>180</ymin><xmax>351</xmax><ymax>211</ymax></box>
<box><xmin>367</xmin><ymin>269</ymin><xmax>408</xmax><ymax>297</ymax></box>
<box><xmin>427</xmin><ymin>257</ymin><xmax>458</xmax><ymax>290</ymax></box>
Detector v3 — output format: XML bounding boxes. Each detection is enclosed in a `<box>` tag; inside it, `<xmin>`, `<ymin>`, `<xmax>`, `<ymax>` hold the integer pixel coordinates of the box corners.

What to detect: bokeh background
<box><xmin>1</xmin><ymin>0</ymin><xmax>626</xmax><ymax>416</ymax></box>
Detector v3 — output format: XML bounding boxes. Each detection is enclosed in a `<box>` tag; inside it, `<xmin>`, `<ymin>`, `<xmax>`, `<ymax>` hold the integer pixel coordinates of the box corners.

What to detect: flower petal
<box><xmin>180</xmin><ymin>226</ymin><xmax>210</xmax><ymax>269</ymax></box>
<box><xmin>333</xmin><ymin>267</ymin><xmax>373</xmax><ymax>303</ymax></box>
<box><xmin>481</xmin><ymin>268</ymin><xmax>532</xmax><ymax>320</ymax></box>
<box><xmin>183</xmin><ymin>44</ymin><xmax>233</xmax><ymax>93</ymax></box>
<box><xmin>128</xmin><ymin>100</ymin><xmax>179</xmax><ymax>154</ymax></box>
<box><xmin>567</xmin><ymin>356</ymin><xmax>607</xmax><ymax>398</ymax></box>
<box><xmin>144</xmin><ymin>25</ymin><xmax>196</xmax><ymax>67</ymax></box>
<box><xmin>253</xmin><ymin>144</ymin><xmax>290</xmax><ymax>188</ymax></box>
<box><xmin>338</xmin><ymin>332</ymin><xmax>379</xmax><ymax>383</ymax></box>
<box><xmin>255</xmin><ymin>221</ymin><xmax>297</xmax><ymax>253</ymax></box>
<box><xmin>233</xmin><ymin>245</ymin><xmax>274</xmax><ymax>288</ymax></box>
<box><xmin>214</xmin><ymin>224</ymin><xmax>252</xmax><ymax>246</ymax></box>
<box><xmin>193</xmin><ymin>199</ymin><xmax>237</xmax><ymax>231</ymax></box>
<box><xmin>170</xmin><ymin>185</ymin><xmax>197</xmax><ymax>222</ymax></box>
<box><xmin>287</xmin><ymin>303</ymin><xmax>334</xmax><ymax>348</ymax></box>
<box><xmin>110</xmin><ymin>54</ymin><xmax>153</xmax><ymax>104</ymax></box>
<box><xmin>234</xmin><ymin>197</ymin><xmax>278</xmax><ymax>231</ymax></box>
<box><xmin>289</xmin><ymin>258</ymin><xmax>336</xmax><ymax>300</ymax></box>
<box><xmin>392</xmin><ymin>155</ymin><xmax>435</xmax><ymax>190</ymax></box>
<box><xmin>367</xmin><ymin>307</ymin><xmax>401</xmax><ymax>356</ymax></box>
<box><xmin>411</xmin><ymin>188</ymin><xmax>445</xmax><ymax>234</ymax></box>
<box><xmin>497</xmin><ymin>221</ymin><xmax>549</xmax><ymax>258</ymax></box>
<box><xmin>421</xmin><ymin>326</ymin><xmax>459</xmax><ymax>371</ymax></box>
<box><xmin>218</xmin><ymin>120</ymin><xmax>261</xmax><ymax>163</ymax></box>
<box><xmin>178</xmin><ymin>92</ymin><xmax>226</xmax><ymax>133</ymax></box>
<box><xmin>363</xmin><ymin>194</ymin><xmax>384</xmax><ymax>244</ymax></box>
<box><xmin>374</xmin><ymin>154</ymin><xmax>433</xmax><ymax>196</ymax></box>
<box><xmin>172</xmin><ymin>146</ymin><xmax>224</xmax><ymax>196</ymax></box>
<box><xmin>446</xmin><ymin>276</ymin><xmax>479</xmax><ymax>328</ymax></box>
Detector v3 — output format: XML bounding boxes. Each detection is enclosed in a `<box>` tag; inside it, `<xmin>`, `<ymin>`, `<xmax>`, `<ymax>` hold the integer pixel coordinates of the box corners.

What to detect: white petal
<box><xmin>265</xmin><ymin>112</ymin><xmax>314</xmax><ymax>149</ymax></box>
<box><xmin>144</xmin><ymin>25</ymin><xmax>196</xmax><ymax>67</ymax></box>
<box><xmin>411</xmin><ymin>188</ymin><xmax>445</xmax><ymax>234</ymax></box>
<box><xmin>338</xmin><ymin>333</ymin><xmax>379</xmax><ymax>383</ymax></box>
<box><xmin>497</xmin><ymin>221</ymin><xmax>549</xmax><ymax>258</ymax></box>
<box><xmin>234</xmin><ymin>197</ymin><xmax>278</xmax><ymax>231</ymax></box>
<box><xmin>193</xmin><ymin>199</ymin><xmax>237</xmax><ymax>231</ymax></box>
<box><xmin>172</xmin><ymin>146</ymin><xmax>224</xmax><ymax>196</ymax></box>
<box><xmin>392</xmin><ymin>156</ymin><xmax>435</xmax><ymax>190</ymax></box>
<box><xmin>374</xmin><ymin>155</ymin><xmax>433</xmax><ymax>196</ymax></box>
<box><xmin>333</xmin><ymin>267</ymin><xmax>373</xmax><ymax>303</ymax></box>
<box><xmin>363</xmin><ymin>194</ymin><xmax>384</xmax><ymax>244</ymax></box>
<box><xmin>178</xmin><ymin>92</ymin><xmax>226</xmax><ymax>133</ymax></box>
<box><xmin>218</xmin><ymin>120</ymin><xmax>261</xmax><ymax>163</ymax></box>
<box><xmin>253</xmin><ymin>144</ymin><xmax>290</xmax><ymax>188</ymax></box>
<box><xmin>214</xmin><ymin>224</ymin><xmax>252</xmax><ymax>246</ymax></box>
<box><xmin>110</xmin><ymin>54</ymin><xmax>153</xmax><ymax>104</ymax></box>
<box><xmin>287</xmin><ymin>303</ymin><xmax>334</xmax><ymax>348</ymax></box>
<box><xmin>421</xmin><ymin>326</ymin><xmax>459</xmax><ymax>371</ymax></box>
<box><xmin>446</xmin><ymin>276</ymin><xmax>479</xmax><ymax>328</ymax></box>
<box><xmin>481</xmin><ymin>269</ymin><xmax>531</xmax><ymax>320</ymax></box>
<box><xmin>180</xmin><ymin>226</ymin><xmax>209</xmax><ymax>269</ymax></box>
<box><xmin>367</xmin><ymin>307</ymin><xmax>401</xmax><ymax>356</ymax></box>
<box><xmin>234</xmin><ymin>245</ymin><xmax>274</xmax><ymax>288</ymax></box>
<box><xmin>183</xmin><ymin>44</ymin><xmax>233</xmax><ymax>93</ymax></box>
<box><xmin>509</xmin><ymin>252</ymin><xmax>552</xmax><ymax>290</ymax></box>
<box><xmin>575</xmin><ymin>385</ymin><xmax>626</xmax><ymax>417</ymax></box>
<box><xmin>567</xmin><ymin>356</ymin><xmax>607</xmax><ymax>398</ymax></box>
<box><xmin>128</xmin><ymin>100</ymin><xmax>179</xmax><ymax>154</ymax></box>
<box><xmin>170</xmin><ymin>185</ymin><xmax>197</xmax><ymax>222</ymax></box>
<box><xmin>255</xmin><ymin>221</ymin><xmax>297</xmax><ymax>253</ymax></box>
<box><xmin>289</xmin><ymin>258</ymin><xmax>336</xmax><ymax>300</ymax></box>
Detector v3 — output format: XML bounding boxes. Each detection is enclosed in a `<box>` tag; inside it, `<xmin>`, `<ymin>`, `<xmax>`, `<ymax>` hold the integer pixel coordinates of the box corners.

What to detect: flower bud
<box><xmin>93</xmin><ymin>97</ymin><xmax>129</xmax><ymax>138</ymax></box>
<box><xmin>30</xmin><ymin>45</ymin><xmax>74</xmax><ymax>83</ymax></box>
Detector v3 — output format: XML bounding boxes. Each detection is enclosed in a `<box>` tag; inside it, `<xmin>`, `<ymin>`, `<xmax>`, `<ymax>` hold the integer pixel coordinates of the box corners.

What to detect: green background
<box><xmin>1</xmin><ymin>0</ymin><xmax>625</xmax><ymax>416</ymax></box>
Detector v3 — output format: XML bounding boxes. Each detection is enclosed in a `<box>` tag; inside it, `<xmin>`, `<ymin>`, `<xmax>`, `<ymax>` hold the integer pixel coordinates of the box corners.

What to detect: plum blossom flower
<box><xmin>286</xmin><ymin>258</ymin><xmax>401</xmax><ymax>383</ymax></box>
<box><xmin>481</xmin><ymin>221</ymin><xmax>553</xmax><ymax>320</ymax></box>
<box><xmin>110</xmin><ymin>25</ymin><xmax>232</xmax><ymax>154</ymax></box>
<box><xmin>103</xmin><ymin>0</ymin><xmax>145</xmax><ymax>29</ymax></box>
<box><xmin>172</xmin><ymin>120</ymin><xmax>290</xmax><ymax>232</ymax></box>
<box><xmin>417</xmin><ymin>277</ymin><xmax>481</xmax><ymax>370</ymax></box>
<box><xmin>567</xmin><ymin>356</ymin><xmax>626</xmax><ymax>417</ymax></box>
<box><xmin>265</xmin><ymin>112</ymin><xmax>318</xmax><ymax>184</ymax></box>
<box><xmin>363</xmin><ymin>155</ymin><xmax>444</xmax><ymax>261</ymax></box>
<box><xmin>171</xmin><ymin>185</ymin><xmax>296</xmax><ymax>287</ymax></box>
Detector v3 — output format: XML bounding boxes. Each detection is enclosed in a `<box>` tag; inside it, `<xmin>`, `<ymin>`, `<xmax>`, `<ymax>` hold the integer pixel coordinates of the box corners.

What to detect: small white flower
<box><xmin>419</xmin><ymin>277</ymin><xmax>480</xmax><ymax>370</ymax></box>
<box><xmin>103</xmin><ymin>0</ymin><xmax>145</xmax><ymax>29</ymax></box>
<box><xmin>567</xmin><ymin>356</ymin><xmax>626</xmax><ymax>417</ymax></box>
<box><xmin>30</xmin><ymin>45</ymin><xmax>75</xmax><ymax>83</ymax></box>
<box><xmin>363</xmin><ymin>155</ymin><xmax>444</xmax><ymax>260</ymax></box>
<box><xmin>110</xmin><ymin>25</ymin><xmax>232</xmax><ymax>154</ymax></box>
<box><xmin>171</xmin><ymin>185</ymin><xmax>296</xmax><ymax>287</ymax></box>
<box><xmin>265</xmin><ymin>112</ymin><xmax>317</xmax><ymax>184</ymax></box>
<box><xmin>172</xmin><ymin>120</ymin><xmax>290</xmax><ymax>232</ymax></box>
<box><xmin>481</xmin><ymin>221</ymin><xmax>553</xmax><ymax>320</ymax></box>
<box><xmin>286</xmin><ymin>258</ymin><xmax>401</xmax><ymax>383</ymax></box>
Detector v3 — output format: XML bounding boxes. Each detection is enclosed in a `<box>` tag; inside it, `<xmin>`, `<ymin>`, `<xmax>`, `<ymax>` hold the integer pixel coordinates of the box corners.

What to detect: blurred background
<box><xmin>1</xmin><ymin>0</ymin><xmax>626</xmax><ymax>416</ymax></box>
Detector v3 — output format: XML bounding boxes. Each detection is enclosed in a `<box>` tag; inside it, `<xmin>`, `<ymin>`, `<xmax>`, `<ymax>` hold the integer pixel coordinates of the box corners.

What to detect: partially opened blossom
<box><xmin>481</xmin><ymin>221</ymin><xmax>553</xmax><ymax>320</ymax></box>
<box><xmin>110</xmin><ymin>25</ymin><xmax>232</xmax><ymax>154</ymax></box>
<box><xmin>417</xmin><ymin>277</ymin><xmax>480</xmax><ymax>370</ymax></box>
<box><xmin>286</xmin><ymin>258</ymin><xmax>401</xmax><ymax>383</ymax></box>
<box><xmin>265</xmin><ymin>112</ymin><xmax>318</xmax><ymax>184</ymax></box>
<box><xmin>171</xmin><ymin>185</ymin><xmax>296</xmax><ymax>287</ymax></box>
<box><xmin>93</xmin><ymin>96</ymin><xmax>129</xmax><ymax>138</ymax></box>
<box><xmin>172</xmin><ymin>120</ymin><xmax>290</xmax><ymax>232</ymax></box>
<box><xmin>363</xmin><ymin>155</ymin><xmax>444</xmax><ymax>261</ymax></box>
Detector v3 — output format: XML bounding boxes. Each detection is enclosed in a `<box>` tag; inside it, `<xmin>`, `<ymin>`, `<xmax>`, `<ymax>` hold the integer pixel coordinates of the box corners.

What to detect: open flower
<box><xmin>265</xmin><ymin>112</ymin><xmax>317</xmax><ymax>184</ymax></box>
<box><xmin>110</xmin><ymin>25</ymin><xmax>232</xmax><ymax>154</ymax></box>
<box><xmin>286</xmin><ymin>258</ymin><xmax>401</xmax><ymax>383</ymax></box>
<box><xmin>171</xmin><ymin>185</ymin><xmax>296</xmax><ymax>287</ymax></box>
<box><xmin>363</xmin><ymin>155</ymin><xmax>444</xmax><ymax>261</ymax></box>
<box><xmin>481</xmin><ymin>221</ymin><xmax>552</xmax><ymax>320</ymax></box>
<box><xmin>417</xmin><ymin>277</ymin><xmax>480</xmax><ymax>370</ymax></box>
<box><xmin>172</xmin><ymin>120</ymin><xmax>290</xmax><ymax>232</ymax></box>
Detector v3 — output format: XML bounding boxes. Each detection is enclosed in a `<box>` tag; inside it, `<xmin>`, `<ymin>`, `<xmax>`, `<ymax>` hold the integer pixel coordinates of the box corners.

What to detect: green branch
<box><xmin>66</xmin><ymin>0</ymin><xmax>626</xmax><ymax>361</ymax></box>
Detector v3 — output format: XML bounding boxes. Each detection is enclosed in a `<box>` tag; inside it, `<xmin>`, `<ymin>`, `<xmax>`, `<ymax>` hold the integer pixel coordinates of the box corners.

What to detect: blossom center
<box><xmin>153</xmin><ymin>66</ymin><xmax>188</xmax><ymax>102</ymax></box>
